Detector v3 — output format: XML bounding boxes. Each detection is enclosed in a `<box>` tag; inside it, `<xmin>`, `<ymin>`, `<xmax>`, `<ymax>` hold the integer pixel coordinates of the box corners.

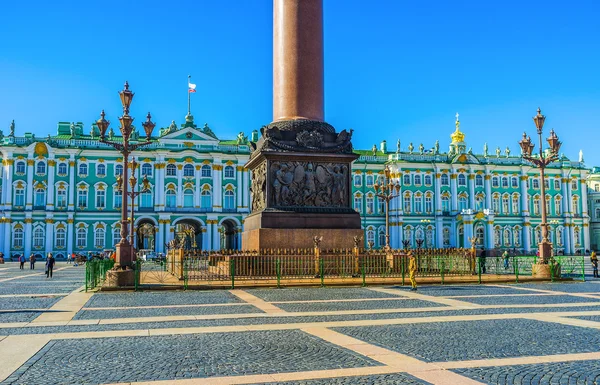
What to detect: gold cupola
<box><xmin>451</xmin><ymin>112</ymin><xmax>465</xmax><ymax>143</ymax></box>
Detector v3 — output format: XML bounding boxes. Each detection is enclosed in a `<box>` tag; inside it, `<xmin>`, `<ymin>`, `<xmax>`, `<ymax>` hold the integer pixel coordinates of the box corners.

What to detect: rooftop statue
<box><xmin>408</xmin><ymin>142</ymin><xmax>414</xmax><ymax>154</ymax></box>
<box><xmin>483</xmin><ymin>143</ymin><xmax>489</xmax><ymax>157</ymax></box>
<box><xmin>236</xmin><ymin>131</ymin><xmax>248</xmax><ymax>145</ymax></box>
<box><xmin>419</xmin><ymin>143</ymin><xmax>424</xmax><ymax>154</ymax></box>
<box><xmin>372</xmin><ymin>144</ymin><xmax>377</xmax><ymax>155</ymax></box>
<box><xmin>396</xmin><ymin>139</ymin><xmax>400</xmax><ymax>153</ymax></box>
<box><xmin>9</xmin><ymin>120</ymin><xmax>15</xmax><ymax>137</ymax></box>
<box><xmin>496</xmin><ymin>147</ymin><xmax>501</xmax><ymax>158</ymax></box>
<box><xmin>505</xmin><ymin>147</ymin><xmax>511</xmax><ymax>157</ymax></box>
<box><xmin>434</xmin><ymin>140</ymin><xmax>439</xmax><ymax>154</ymax></box>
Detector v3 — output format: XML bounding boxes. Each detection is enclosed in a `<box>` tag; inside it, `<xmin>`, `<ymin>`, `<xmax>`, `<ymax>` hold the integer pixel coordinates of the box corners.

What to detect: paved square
<box><xmin>2</xmin><ymin>262</ymin><xmax>600</xmax><ymax>385</ymax></box>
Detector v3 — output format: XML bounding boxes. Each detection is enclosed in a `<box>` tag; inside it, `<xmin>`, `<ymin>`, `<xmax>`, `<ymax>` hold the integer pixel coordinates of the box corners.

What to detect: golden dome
<box><xmin>451</xmin><ymin>113</ymin><xmax>465</xmax><ymax>144</ymax></box>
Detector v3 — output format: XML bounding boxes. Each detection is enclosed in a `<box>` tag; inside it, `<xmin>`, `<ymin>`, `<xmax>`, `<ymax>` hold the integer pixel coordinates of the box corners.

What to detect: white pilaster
<box><xmin>450</xmin><ymin>172</ymin><xmax>458</xmax><ymax>213</ymax></box>
<box><xmin>3</xmin><ymin>215</ymin><xmax>11</xmax><ymax>257</ymax></box>
<box><xmin>194</xmin><ymin>166</ymin><xmax>201</xmax><ymax>208</ymax></box>
<box><xmin>24</xmin><ymin>215</ymin><xmax>32</xmax><ymax>258</ymax></box>
<box><xmin>435</xmin><ymin>217</ymin><xmax>443</xmax><ymax>248</ymax></box>
<box><xmin>25</xmin><ymin>157</ymin><xmax>34</xmax><ymax>209</ymax></box>
<box><xmin>236</xmin><ymin>166</ymin><xmax>243</xmax><ymax>209</ymax></box>
<box><xmin>484</xmin><ymin>172</ymin><xmax>492</xmax><ymax>210</ymax></box>
<box><xmin>523</xmin><ymin>224</ymin><xmax>531</xmax><ymax>252</ymax></box>
<box><xmin>213</xmin><ymin>162</ymin><xmax>223</xmax><ymax>212</ymax></box>
<box><xmin>176</xmin><ymin>166</ymin><xmax>183</xmax><ymax>208</ymax></box>
<box><xmin>212</xmin><ymin>221</ymin><xmax>220</xmax><ymax>250</ymax></box>
<box><xmin>46</xmin><ymin>158</ymin><xmax>55</xmax><ymax>211</ymax></box>
<box><xmin>486</xmin><ymin>217</ymin><xmax>495</xmax><ymax>250</ymax></box>
<box><xmin>4</xmin><ymin>159</ymin><xmax>13</xmax><ymax>208</ymax></box>
<box><xmin>242</xmin><ymin>169</ymin><xmax>249</xmax><ymax>210</ymax></box>
<box><xmin>45</xmin><ymin>219</ymin><xmax>54</xmax><ymax>256</ymax></box>
<box><xmin>468</xmin><ymin>174</ymin><xmax>475</xmax><ymax>210</ymax></box>
<box><xmin>68</xmin><ymin>158</ymin><xmax>75</xmax><ymax>211</ymax></box>
<box><xmin>434</xmin><ymin>171</ymin><xmax>442</xmax><ymax>214</ymax></box>
<box><xmin>520</xmin><ymin>173</ymin><xmax>529</xmax><ymax>216</ymax></box>
<box><xmin>66</xmin><ymin>216</ymin><xmax>74</xmax><ymax>257</ymax></box>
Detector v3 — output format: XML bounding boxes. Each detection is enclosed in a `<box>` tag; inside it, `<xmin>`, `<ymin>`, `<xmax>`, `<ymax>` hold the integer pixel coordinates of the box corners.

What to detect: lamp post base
<box><xmin>538</xmin><ymin>241</ymin><xmax>553</xmax><ymax>264</ymax></box>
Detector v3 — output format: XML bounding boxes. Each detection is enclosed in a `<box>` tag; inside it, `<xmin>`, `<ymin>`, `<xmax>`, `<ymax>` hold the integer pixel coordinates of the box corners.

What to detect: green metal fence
<box><xmin>132</xmin><ymin>249</ymin><xmax>586</xmax><ymax>289</ymax></box>
<box><xmin>85</xmin><ymin>259</ymin><xmax>115</xmax><ymax>291</ymax></box>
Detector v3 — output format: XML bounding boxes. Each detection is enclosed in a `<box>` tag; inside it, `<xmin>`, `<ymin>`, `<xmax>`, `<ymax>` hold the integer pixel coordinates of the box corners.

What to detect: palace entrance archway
<box><xmin>174</xmin><ymin>219</ymin><xmax>203</xmax><ymax>250</ymax></box>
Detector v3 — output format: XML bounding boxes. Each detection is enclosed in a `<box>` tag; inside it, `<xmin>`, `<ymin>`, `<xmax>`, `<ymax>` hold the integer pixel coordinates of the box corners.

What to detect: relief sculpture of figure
<box><xmin>272</xmin><ymin>163</ymin><xmax>292</xmax><ymax>206</ymax></box>
<box><xmin>303</xmin><ymin>163</ymin><xmax>317</xmax><ymax>205</ymax></box>
<box><xmin>331</xmin><ymin>165</ymin><xmax>345</xmax><ymax>205</ymax></box>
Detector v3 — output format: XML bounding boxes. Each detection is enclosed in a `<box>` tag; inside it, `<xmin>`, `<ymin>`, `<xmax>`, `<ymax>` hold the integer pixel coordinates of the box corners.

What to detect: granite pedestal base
<box><xmin>242</xmin><ymin>228</ymin><xmax>364</xmax><ymax>250</ymax></box>
<box><xmin>105</xmin><ymin>267</ymin><xmax>135</xmax><ymax>287</ymax></box>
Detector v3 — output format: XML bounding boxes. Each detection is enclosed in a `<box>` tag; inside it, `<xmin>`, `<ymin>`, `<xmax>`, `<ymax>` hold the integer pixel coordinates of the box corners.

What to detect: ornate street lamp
<box><xmin>518</xmin><ymin>108</ymin><xmax>562</xmax><ymax>267</ymax></box>
<box><xmin>374</xmin><ymin>166</ymin><xmax>401</xmax><ymax>249</ymax></box>
<box><xmin>121</xmin><ymin>158</ymin><xmax>152</xmax><ymax>249</ymax></box>
<box><xmin>97</xmin><ymin>82</ymin><xmax>155</xmax><ymax>282</ymax></box>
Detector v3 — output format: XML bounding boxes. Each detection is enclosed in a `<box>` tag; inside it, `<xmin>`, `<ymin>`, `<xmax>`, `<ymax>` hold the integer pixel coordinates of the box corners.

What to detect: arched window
<box><xmin>502</xmin><ymin>195</ymin><xmax>509</xmax><ymax>214</ymax></box>
<box><xmin>476</xmin><ymin>226</ymin><xmax>485</xmax><ymax>246</ymax></box>
<box><xmin>365</xmin><ymin>175</ymin><xmax>374</xmax><ymax>187</ymax></box>
<box><xmin>476</xmin><ymin>195</ymin><xmax>484</xmax><ymax>211</ymax></box>
<box><xmin>378</xmin><ymin>228</ymin><xmax>386</xmax><ymax>248</ymax></box>
<box><xmin>96</xmin><ymin>189</ymin><xmax>105</xmax><ymax>209</ymax></box>
<box><xmin>425</xmin><ymin>228</ymin><xmax>434</xmax><ymax>247</ymax></box>
<box><xmin>95</xmin><ymin>228</ymin><xmax>105</xmax><ymax>248</ymax></box>
<box><xmin>532</xmin><ymin>178</ymin><xmax>540</xmax><ymax>189</ymax></box>
<box><xmin>113</xmin><ymin>227</ymin><xmax>121</xmax><ymax>246</ymax></box>
<box><xmin>77</xmin><ymin>228</ymin><xmax>87</xmax><ymax>248</ymax></box>
<box><xmin>492</xmin><ymin>195</ymin><xmax>500</xmax><ymax>213</ymax></box>
<box><xmin>414</xmin><ymin>174</ymin><xmax>422</xmax><ymax>186</ymax></box>
<box><xmin>34</xmin><ymin>188</ymin><xmax>46</xmax><ymax>207</ymax></box>
<box><xmin>166</xmin><ymin>164</ymin><xmax>176</xmax><ymax>176</ymax></box>
<box><xmin>58</xmin><ymin>162</ymin><xmax>67</xmax><ymax>175</ymax></box>
<box><xmin>115</xmin><ymin>164</ymin><xmax>123</xmax><ymax>176</ymax></box>
<box><xmin>56</xmin><ymin>188</ymin><xmax>67</xmax><ymax>209</ymax></box>
<box><xmin>354</xmin><ymin>194</ymin><xmax>362</xmax><ymax>213</ymax></box>
<box><xmin>475</xmin><ymin>174</ymin><xmax>483</xmax><ymax>187</ymax></box>
<box><xmin>533</xmin><ymin>196</ymin><xmax>541</xmax><ymax>216</ymax></box>
<box><xmin>511</xmin><ymin>177</ymin><xmax>519</xmax><ymax>188</ymax></box>
<box><xmin>183</xmin><ymin>189</ymin><xmax>194</xmax><ymax>208</ymax></box>
<box><xmin>14</xmin><ymin>187</ymin><xmax>25</xmax><ymax>206</ymax></box>
<box><xmin>403</xmin><ymin>174</ymin><xmax>411</xmax><ymax>186</ymax></box>
<box><xmin>166</xmin><ymin>189</ymin><xmax>176</xmax><ymax>208</ymax></box>
<box><xmin>77</xmin><ymin>188</ymin><xmax>87</xmax><ymax>209</ymax></box>
<box><xmin>201</xmin><ymin>189</ymin><xmax>212</xmax><ymax>209</ymax></box>
<box><xmin>513</xmin><ymin>227</ymin><xmax>521</xmax><ymax>246</ymax></box>
<box><xmin>97</xmin><ymin>164</ymin><xmax>106</xmax><ymax>176</ymax></box>
<box><xmin>15</xmin><ymin>161</ymin><xmax>26</xmax><ymax>174</ymax></box>
<box><xmin>78</xmin><ymin>163</ymin><xmax>88</xmax><ymax>176</ymax></box>
<box><xmin>425</xmin><ymin>195</ymin><xmax>433</xmax><ymax>213</ymax></box>
<box><xmin>574</xmin><ymin>227</ymin><xmax>581</xmax><ymax>246</ymax></box>
<box><xmin>492</xmin><ymin>176</ymin><xmax>499</xmax><ymax>188</ymax></box>
<box><xmin>572</xmin><ymin>196</ymin><xmax>579</xmax><ymax>214</ymax></box>
<box><xmin>512</xmin><ymin>194</ymin><xmax>519</xmax><ymax>213</ymax></box>
<box><xmin>441</xmin><ymin>196</ymin><xmax>450</xmax><ymax>212</ymax></box>
<box><xmin>424</xmin><ymin>174</ymin><xmax>432</xmax><ymax>186</ymax></box>
<box><xmin>441</xmin><ymin>174</ymin><xmax>449</xmax><ymax>186</ymax></box>
<box><xmin>403</xmin><ymin>194</ymin><xmax>412</xmax><ymax>213</ymax></box>
<box><xmin>13</xmin><ymin>227</ymin><xmax>24</xmax><ymax>248</ymax></box>
<box><xmin>33</xmin><ymin>228</ymin><xmax>44</xmax><ymax>248</ymax></box>
<box><xmin>443</xmin><ymin>227</ymin><xmax>450</xmax><ymax>246</ymax></box>
<box><xmin>36</xmin><ymin>161</ymin><xmax>46</xmax><ymax>175</ymax></box>
<box><xmin>555</xmin><ymin>196</ymin><xmax>562</xmax><ymax>216</ymax></box>
<box><xmin>415</xmin><ymin>228</ymin><xmax>424</xmax><ymax>243</ymax></box>
<box><xmin>201</xmin><ymin>165</ymin><xmax>212</xmax><ymax>178</ymax></box>
<box><xmin>366</xmin><ymin>229</ymin><xmax>375</xmax><ymax>246</ymax></box>
<box><xmin>354</xmin><ymin>174</ymin><xmax>362</xmax><ymax>187</ymax></box>
<box><xmin>458</xmin><ymin>174</ymin><xmax>466</xmax><ymax>186</ymax></box>
<box><xmin>556</xmin><ymin>227</ymin><xmax>563</xmax><ymax>246</ymax></box>
<box><xmin>596</xmin><ymin>208</ymin><xmax>600</xmax><ymax>220</ymax></box>
<box><xmin>494</xmin><ymin>227</ymin><xmax>502</xmax><ymax>247</ymax></box>
<box><xmin>140</xmin><ymin>191</ymin><xmax>153</xmax><ymax>208</ymax></box>
<box><xmin>114</xmin><ymin>189</ymin><xmax>122</xmax><ymax>209</ymax></box>
<box><xmin>224</xmin><ymin>190</ymin><xmax>235</xmax><ymax>210</ymax></box>
<box><xmin>501</xmin><ymin>177</ymin><xmax>509</xmax><ymax>188</ymax></box>
<box><xmin>141</xmin><ymin>163</ymin><xmax>152</xmax><ymax>176</ymax></box>
<box><xmin>55</xmin><ymin>228</ymin><xmax>66</xmax><ymax>248</ymax></box>
<box><xmin>503</xmin><ymin>228</ymin><xmax>511</xmax><ymax>247</ymax></box>
<box><xmin>404</xmin><ymin>227</ymin><xmax>413</xmax><ymax>247</ymax></box>
<box><xmin>366</xmin><ymin>196</ymin><xmax>374</xmax><ymax>214</ymax></box>
<box><xmin>224</xmin><ymin>166</ymin><xmax>235</xmax><ymax>178</ymax></box>
<box><xmin>183</xmin><ymin>164</ymin><xmax>195</xmax><ymax>177</ymax></box>
<box><xmin>459</xmin><ymin>196</ymin><xmax>468</xmax><ymax>211</ymax></box>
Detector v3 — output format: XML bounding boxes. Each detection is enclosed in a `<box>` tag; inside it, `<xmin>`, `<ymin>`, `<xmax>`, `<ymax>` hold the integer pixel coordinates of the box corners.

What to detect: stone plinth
<box><xmin>242</xmin><ymin>228</ymin><xmax>363</xmax><ymax>250</ymax></box>
<box><xmin>105</xmin><ymin>268</ymin><xmax>135</xmax><ymax>287</ymax></box>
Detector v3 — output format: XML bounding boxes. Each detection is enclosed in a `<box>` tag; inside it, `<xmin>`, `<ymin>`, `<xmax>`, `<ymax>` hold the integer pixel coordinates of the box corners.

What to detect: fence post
<box><xmin>550</xmin><ymin>260</ymin><xmax>555</xmax><ymax>282</ymax></box>
<box><xmin>401</xmin><ymin>253</ymin><xmax>405</xmax><ymax>286</ymax></box>
<box><xmin>320</xmin><ymin>256</ymin><xmax>325</xmax><ymax>287</ymax></box>
<box><xmin>361</xmin><ymin>257</ymin><xmax>366</xmax><ymax>287</ymax></box>
<box><xmin>477</xmin><ymin>256</ymin><xmax>482</xmax><ymax>284</ymax></box>
<box><xmin>183</xmin><ymin>257</ymin><xmax>188</xmax><ymax>290</ymax></box>
<box><xmin>441</xmin><ymin>257</ymin><xmax>445</xmax><ymax>285</ymax></box>
<box><xmin>85</xmin><ymin>262</ymin><xmax>89</xmax><ymax>292</ymax></box>
<box><xmin>134</xmin><ymin>259</ymin><xmax>139</xmax><ymax>292</ymax></box>
<box><xmin>276</xmin><ymin>258</ymin><xmax>281</xmax><ymax>289</ymax></box>
<box><xmin>582</xmin><ymin>256</ymin><xmax>586</xmax><ymax>282</ymax></box>
<box><xmin>513</xmin><ymin>256</ymin><xmax>519</xmax><ymax>283</ymax></box>
<box><xmin>230</xmin><ymin>257</ymin><xmax>235</xmax><ymax>289</ymax></box>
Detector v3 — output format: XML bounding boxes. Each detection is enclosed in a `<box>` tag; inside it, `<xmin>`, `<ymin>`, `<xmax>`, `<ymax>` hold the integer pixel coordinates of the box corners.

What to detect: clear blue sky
<box><xmin>1</xmin><ymin>1</ymin><xmax>599</xmax><ymax>165</ymax></box>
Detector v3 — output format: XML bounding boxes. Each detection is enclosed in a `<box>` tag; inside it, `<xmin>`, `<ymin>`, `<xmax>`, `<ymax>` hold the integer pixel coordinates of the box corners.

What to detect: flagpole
<box><xmin>187</xmin><ymin>74</ymin><xmax>191</xmax><ymax>116</ymax></box>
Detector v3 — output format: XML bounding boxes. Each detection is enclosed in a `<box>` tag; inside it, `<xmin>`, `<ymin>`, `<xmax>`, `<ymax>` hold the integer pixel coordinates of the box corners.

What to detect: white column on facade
<box><xmin>25</xmin><ymin>157</ymin><xmax>34</xmax><ymax>209</ymax></box>
<box><xmin>435</xmin><ymin>217</ymin><xmax>443</xmax><ymax>247</ymax></box>
<box><xmin>468</xmin><ymin>174</ymin><xmax>475</xmax><ymax>210</ymax></box>
<box><xmin>450</xmin><ymin>217</ymin><xmax>457</xmax><ymax>247</ymax></box>
<box><xmin>0</xmin><ymin>220</ymin><xmax>4</xmax><ymax>253</ymax></box>
<box><xmin>156</xmin><ymin>220</ymin><xmax>164</xmax><ymax>254</ymax></box>
<box><xmin>202</xmin><ymin>225</ymin><xmax>209</xmax><ymax>250</ymax></box>
<box><xmin>213</xmin><ymin>162</ymin><xmax>223</xmax><ymax>212</ymax></box>
<box><xmin>4</xmin><ymin>159</ymin><xmax>13</xmax><ymax>208</ymax></box>
<box><xmin>66</xmin><ymin>217</ymin><xmax>74</xmax><ymax>257</ymax></box>
<box><xmin>484</xmin><ymin>172</ymin><xmax>492</xmax><ymax>210</ymax></box>
<box><xmin>450</xmin><ymin>172</ymin><xmax>458</xmax><ymax>213</ymax></box>
<box><xmin>236</xmin><ymin>166</ymin><xmax>243</xmax><ymax>208</ymax></box>
<box><xmin>194</xmin><ymin>166</ymin><xmax>201</xmax><ymax>208</ymax></box>
<box><xmin>154</xmin><ymin>161</ymin><xmax>163</xmax><ymax>211</ymax></box>
<box><xmin>569</xmin><ymin>225</ymin><xmax>576</xmax><ymax>254</ymax></box>
<box><xmin>566</xmin><ymin>177</ymin><xmax>573</xmax><ymax>214</ymax></box>
<box><xmin>486</xmin><ymin>217</ymin><xmax>495</xmax><ymax>250</ymax></box>
<box><xmin>581</xmin><ymin>177</ymin><xmax>589</xmax><ymax>217</ymax></box>
<box><xmin>434</xmin><ymin>171</ymin><xmax>442</xmax><ymax>214</ymax></box>
<box><xmin>165</xmin><ymin>222</ymin><xmax>173</xmax><ymax>245</ymax></box>
<box><xmin>24</xmin><ymin>216</ymin><xmax>32</xmax><ymax>258</ymax></box>
<box><xmin>45</xmin><ymin>218</ymin><xmax>54</xmax><ymax>256</ymax></box>
<box><xmin>520</xmin><ymin>174</ymin><xmax>529</xmax><ymax>215</ymax></box>
<box><xmin>584</xmin><ymin>224</ymin><xmax>591</xmax><ymax>251</ymax></box>
<box><xmin>176</xmin><ymin>166</ymin><xmax>183</xmax><ymax>208</ymax></box>
<box><xmin>397</xmin><ymin>223</ymin><xmax>404</xmax><ymax>249</ymax></box>
<box><xmin>242</xmin><ymin>169</ymin><xmax>250</xmax><ymax>210</ymax></box>
<box><xmin>3</xmin><ymin>216</ymin><xmax>11</xmax><ymax>257</ymax></box>
<box><xmin>46</xmin><ymin>158</ymin><xmax>55</xmax><ymax>210</ymax></box>
<box><xmin>68</xmin><ymin>159</ymin><xmax>75</xmax><ymax>211</ymax></box>
<box><xmin>212</xmin><ymin>221</ymin><xmax>220</xmax><ymax>250</ymax></box>
<box><xmin>523</xmin><ymin>224</ymin><xmax>531</xmax><ymax>252</ymax></box>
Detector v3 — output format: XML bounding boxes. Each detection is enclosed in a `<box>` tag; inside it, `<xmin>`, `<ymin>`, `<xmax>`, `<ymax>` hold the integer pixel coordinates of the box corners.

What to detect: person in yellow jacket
<box><xmin>591</xmin><ymin>250</ymin><xmax>598</xmax><ymax>278</ymax></box>
<box><xmin>408</xmin><ymin>251</ymin><xmax>418</xmax><ymax>291</ymax></box>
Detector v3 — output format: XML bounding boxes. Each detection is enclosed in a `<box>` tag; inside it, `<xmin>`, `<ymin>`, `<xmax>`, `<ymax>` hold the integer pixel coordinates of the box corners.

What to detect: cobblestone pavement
<box><xmin>3</xmin><ymin>264</ymin><xmax>600</xmax><ymax>385</ymax></box>
<box><xmin>452</xmin><ymin>360</ymin><xmax>600</xmax><ymax>385</ymax></box>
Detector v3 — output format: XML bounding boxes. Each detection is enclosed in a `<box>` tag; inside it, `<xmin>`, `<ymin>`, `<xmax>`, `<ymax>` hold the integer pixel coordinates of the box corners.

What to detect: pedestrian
<box><xmin>503</xmin><ymin>250</ymin><xmax>510</xmax><ymax>270</ymax></box>
<box><xmin>591</xmin><ymin>250</ymin><xmax>598</xmax><ymax>278</ymax></box>
<box><xmin>479</xmin><ymin>249</ymin><xmax>487</xmax><ymax>274</ymax></box>
<box><xmin>19</xmin><ymin>255</ymin><xmax>25</xmax><ymax>270</ymax></box>
<box><xmin>29</xmin><ymin>253</ymin><xmax>36</xmax><ymax>270</ymax></box>
<box><xmin>408</xmin><ymin>251</ymin><xmax>418</xmax><ymax>291</ymax></box>
<box><xmin>45</xmin><ymin>253</ymin><xmax>55</xmax><ymax>278</ymax></box>
<box><xmin>67</xmin><ymin>253</ymin><xmax>73</xmax><ymax>265</ymax></box>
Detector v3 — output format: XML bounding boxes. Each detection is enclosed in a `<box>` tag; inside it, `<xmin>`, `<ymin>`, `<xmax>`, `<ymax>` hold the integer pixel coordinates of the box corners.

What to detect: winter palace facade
<box><xmin>0</xmin><ymin>114</ymin><xmax>595</xmax><ymax>259</ymax></box>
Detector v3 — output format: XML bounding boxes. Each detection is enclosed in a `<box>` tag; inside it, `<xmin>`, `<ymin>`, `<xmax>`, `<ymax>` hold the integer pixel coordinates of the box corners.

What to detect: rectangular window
<box><xmin>511</xmin><ymin>177</ymin><xmax>519</xmax><ymax>188</ymax></box>
<box><xmin>554</xmin><ymin>180</ymin><xmax>561</xmax><ymax>190</ymax></box>
<box><xmin>77</xmin><ymin>230</ymin><xmax>87</xmax><ymax>248</ymax></box>
<box><xmin>114</xmin><ymin>190</ymin><xmax>122</xmax><ymax>209</ymax></box>
<box><xmin>96</xmin><ymin>190</ymin><xmax>105</xmax><ymax>209</ymax></box>
<box><xmin>414</xmin><ymin>174</ymin><xmax>422</xmax><ymax>186</ymax></box>
<box><xmin>425</xmin><ymin>196</ymin><xmax>433</xmax><ymax>213</ymax></box>
<box><xmin>366</xmin><ymin>197</ymin><xmax>374</xmax><ymax>214</ymax></box>
<box><xmin>441</xmin><ymin>198</ymin><xmax>449</xmax><ymax>212</ymax></box>
<box><xmin>571</xmin><ymin>180</ymin><xmax>578</xmax><ymax>190</ymax></box>
<box><xmin>377</xmin><ymin>197</ymin><xmax>385</xmax><ymax>213</ymax></box>
<box><xmin>403</xmin><ymin>196</ymin><xmax>411</xmax><ymax>213</ymax></box>
<box><xmin>492</xmin><ymin>177</ymin><xmax>499</xmax><ymax>188</ymax></box>
<box><xmin>57</xmin><ymin>190</ymin><xmax>67</xmax><ymax>209</ymax></box>
<box><xmin>14</xmin><ymin>188</ymin><xmax>25</xmax><ymax>206</ymax></box>
<box><xmin>354</xmin><ymin>196</ymin><xmax>362</xmax><ymax>213</ymax></box>
<box><xmin>512</xmin><ymin>198</ymin><xmax>519</xmax><ymax>214</ymax></box>
<box><xmin>77</xmin><ymin>190</ymin><xmax>87</xmax><ymax>208</ymax></box>
<box><xmin>366</xmin><ymin>175</ymin><xmax>374</xmax><ymax>187</ymax></box>
<box><xmin>501</xmin><ymin>177</ymin><xmax>508</xmax><ymax>188</ymax></box>
<box><xmin>403</xmin><ymin>174</ymin><xmax>411</xmax><ymax>186</ymax></box>
<box><xmin>353</xmin><ymin>175</ymin><xmax>362</xmax><ymax>187</ymax></box>
<box><xmin>141</xmin><ymin>192</ymin><xmax>153</xmax><ymax>208</ymax></box>
<box><xmin>414</xmin><ymin>196</ymin><xmax>422</xmax><ymax>213</ymax></box>
<box><xmin>55</xmin><ymin>230</ymin><xmax>66</xmax><ymax>248</ymax></box>
<box><xmin>544</xmin><ymin>179</ymin><xmax>549</xmax><ymax>189</ymax></box>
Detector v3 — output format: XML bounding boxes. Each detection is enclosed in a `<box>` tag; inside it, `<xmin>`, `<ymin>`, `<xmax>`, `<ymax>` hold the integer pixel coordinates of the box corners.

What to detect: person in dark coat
<box><xmin>45</xmin><ymin>253</ymin><xmax>56</xmax><ymax>278</ymax></box>
<box><xmin>19</xmin><ymin>255</ymin><xmax>25</xmax><ymax>270</ymax></box>
<box><xmin>29</xmin><ymin>254</ymin><xmax>36</xmax><ymax>270</ymax></box>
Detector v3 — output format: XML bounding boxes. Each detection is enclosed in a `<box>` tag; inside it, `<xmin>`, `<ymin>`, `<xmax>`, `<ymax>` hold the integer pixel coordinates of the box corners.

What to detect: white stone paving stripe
<box><xmin>367</xmin><ymin>287</ymin><xmax>480</xmax><ymax>308</ymax></box>
<box><xmin>0</xmin><ymin>293</ymin><xmax>68</xmax><ymax>298</ymax></box>
<box><xmin>437</xmin><ymin>351</ymin><xmax>600</xmax><ymax>369</ymax></box>
<box><xmin>82</xmin><ymin>302</ymin><xmax>251</xmax><ymax>311</ymax></box>
<box><xmin>0</xmin><ymin>334</ymin><xmax>52</xmax><ymax>382</ymax></box>
<box><xmin>31</xmin><ymin>285</ymin><xmax>92</xmax><ymax>323</ymax></box>
<box><xmin>0</xmin><ymin>266</ymin><xmax>72</xmax><ymax>283</ymax></box>
<box><xmin>229</xmin><ymin>289</ymin><xmax>286</xmax><ymax>314</ymax></box>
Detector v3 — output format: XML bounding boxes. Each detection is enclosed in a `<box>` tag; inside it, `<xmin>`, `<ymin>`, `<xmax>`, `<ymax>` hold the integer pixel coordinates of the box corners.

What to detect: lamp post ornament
<box><xmin>96</xmin><ymin>81</ymin><xmax>155</xmax><ymax>272</ymax></box>
<box><xmin>518</xmin><ymin>108</ymin><xmax>562</xmax><ymax>265</ymax></box>
<box><xmin>374</xmin><ymin>165</ymin><xmax>401</xmax><ymax>250</ymax></box>
<box><xmin>126</xmin><ymin>158</ymin><xmax>152</xmax><ymax>247</ymax></box>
